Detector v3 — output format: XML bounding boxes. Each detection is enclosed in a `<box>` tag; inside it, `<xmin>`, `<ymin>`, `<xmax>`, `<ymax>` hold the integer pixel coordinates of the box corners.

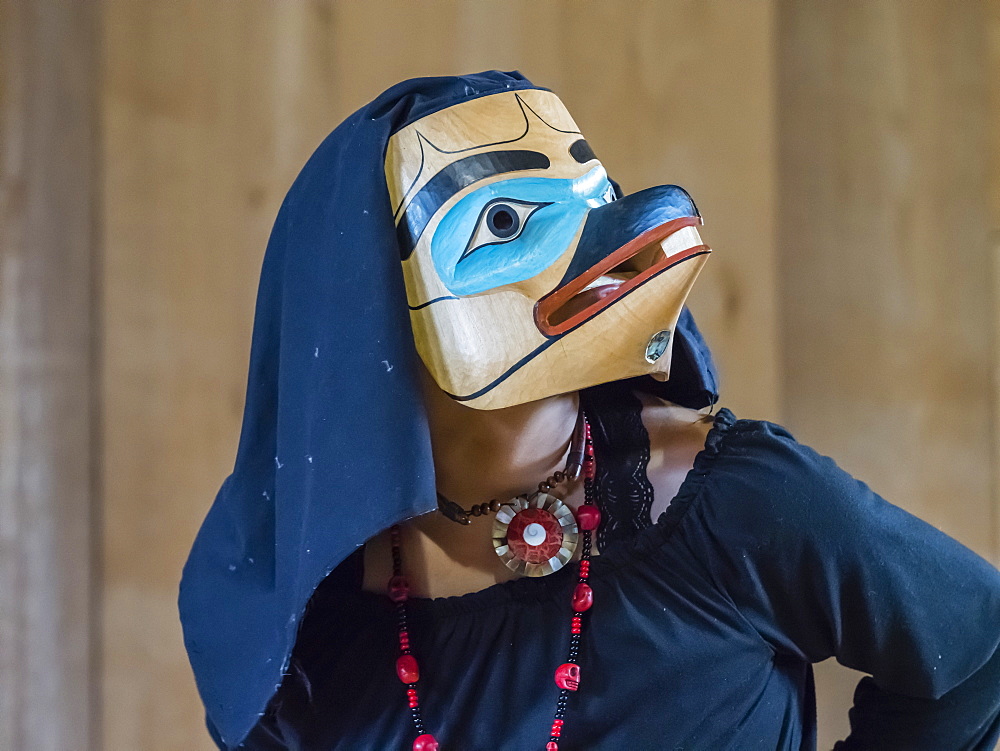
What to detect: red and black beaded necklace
<box><xmin>387</xmin><ymin>415</ymin><xmax>601</xmax><ymax>751</ymax></box>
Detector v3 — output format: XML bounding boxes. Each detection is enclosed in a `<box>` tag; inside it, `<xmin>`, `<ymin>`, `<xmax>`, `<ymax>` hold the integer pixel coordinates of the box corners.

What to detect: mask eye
<box><xmin>486</xmin><ymin>204</ymin><xmax>519</xmax><ymax>238</ymax></box>
<box><xmin>460</xmin><ymin>199</ymin><xmax>550</xmax><ymax>262</ymax></box>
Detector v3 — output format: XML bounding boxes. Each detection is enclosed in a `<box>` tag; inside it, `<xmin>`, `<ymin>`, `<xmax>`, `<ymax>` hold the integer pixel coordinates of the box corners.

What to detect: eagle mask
<box><xmin>387</xmin><ymin>88</ymin><xmax>711</xmax><ymax>409</ymax></box>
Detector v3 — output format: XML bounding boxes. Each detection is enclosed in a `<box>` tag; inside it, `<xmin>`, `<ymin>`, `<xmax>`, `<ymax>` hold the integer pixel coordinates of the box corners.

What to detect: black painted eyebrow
<box><xmin>396</xmin><ymin>150</ymin><xmax>550</xmax><ymax>260</ymax></box>
<box><xmin>569</xmin><ymin>139</ymin><xmax>596</xmax><ymax>164</ymax></box>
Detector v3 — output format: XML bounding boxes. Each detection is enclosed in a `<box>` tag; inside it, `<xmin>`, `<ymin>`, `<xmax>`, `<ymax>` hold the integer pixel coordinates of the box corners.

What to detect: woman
<box><xmin>180</xmin><ymin>71</ymin><xmax>1000</xmax><ymax>750</ymax></box>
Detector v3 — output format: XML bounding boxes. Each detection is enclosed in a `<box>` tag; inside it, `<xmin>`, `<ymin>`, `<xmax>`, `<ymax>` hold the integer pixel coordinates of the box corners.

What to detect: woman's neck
<box><xmin>362</xmin><ymin>373</ymin><xmax>586</xmax><ymax>599</ymax></box>
<box><xmin>428</xmin><ymin>385</ymin><xmax>581</xmax><ymax>508</ymax></box>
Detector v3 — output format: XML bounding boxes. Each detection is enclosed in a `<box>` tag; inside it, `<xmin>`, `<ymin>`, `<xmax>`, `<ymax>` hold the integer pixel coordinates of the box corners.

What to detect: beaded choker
<box><xmin>387</xmin><ymin>415</ymin><xmax>601</xmax><ymax>750</ymax></box>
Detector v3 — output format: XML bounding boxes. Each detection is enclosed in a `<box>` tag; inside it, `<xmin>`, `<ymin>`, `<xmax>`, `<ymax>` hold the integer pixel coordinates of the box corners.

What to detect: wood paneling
<box><xmin>0</xmin><ymin>1</ymin><xmax>100</xmax><ymax>750</ymax></box>
<box><xmin>777</xmin><ymin>1</ymin><xmax>997</xmax><ymax>746</ymax></box>
<box><xmin>989</xmin><ymin>0</ymin><xmax>1000</xmax><ymax>598</ymax></box>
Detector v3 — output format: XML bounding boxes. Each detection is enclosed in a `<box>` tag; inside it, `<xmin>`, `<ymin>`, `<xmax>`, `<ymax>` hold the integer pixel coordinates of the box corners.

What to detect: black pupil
<box><xmin>485</xmin><ymin>203</ymin><xmax>522</xmax><ymax>240</ymax></box>
<box><xmin>491</xmin><ymin>209</ymin><xmax>514</xmax><ymax>231</ymax></box>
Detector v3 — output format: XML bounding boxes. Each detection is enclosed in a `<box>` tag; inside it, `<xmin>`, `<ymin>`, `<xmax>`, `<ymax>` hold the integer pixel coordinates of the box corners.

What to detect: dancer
<box><xmin>180</xmin><ymin>71</ymin><xmax>1000</xmax><ymax>750</ymax></box>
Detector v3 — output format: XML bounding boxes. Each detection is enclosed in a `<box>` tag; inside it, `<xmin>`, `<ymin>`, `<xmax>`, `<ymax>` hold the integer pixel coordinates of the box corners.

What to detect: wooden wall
<box><xmin>2</xmin><ymin>2</ymin><xmax>997</xmax><ymax>750</ymax></box>
<box><xmin>0</xmin><ymin>1</ymin><xmax>99</xmax><ymax>750</ymax></box>
<box><xmin>776</xmin><ymin>3</ymin><xmax>999</xmax><ymax>742</ymax></box>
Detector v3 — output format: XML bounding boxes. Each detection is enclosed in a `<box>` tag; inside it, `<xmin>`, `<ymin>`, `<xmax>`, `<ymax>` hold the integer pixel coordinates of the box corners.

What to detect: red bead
<box><xmin>407</xmin><ymin>688</ymin><xmax>417</xmax><ymax>697</ymax></box>
<box><xmin>388</xmin><ymin>575</ymin><xmax>410</xmax><ymax>602</ymax></box>
<box><xmin>413</xmin><ymin>734</ymin><xmax>439</xmax><ymax>751</ymax></box>
<box><xmin>572</xmin><ymin>582</ymin><xmax>594</xmax><ymax>612</ymax></box>
<box><xmin>547</xmin><ymin>743</ymin><xmax>559</xmax><ymax>751</ymax></box>
<box><xmin>555</xmin><ymin>662</ymin><xmax>581</xmax><ymax>691</ymax></box>
<box><xmin>575</xmin><ymin>505</ymin><xmax>601</xmax><ymax>531</ymax></box>
<box><xmin>396</xmin><ymin>654</ymin><xmax>419</xmax><ymax>684</ymax></box>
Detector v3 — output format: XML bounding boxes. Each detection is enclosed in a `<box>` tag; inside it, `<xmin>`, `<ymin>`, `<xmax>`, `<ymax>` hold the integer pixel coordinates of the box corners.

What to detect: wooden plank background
<box><xmin>0</xmin><ymin>1</ymin><xmax>100</xmax><ymax>750</ymax></box>
<box><xmin>776</xmin><ymin>1</ymin><xmax>998</xmax><ymax>743</ymax></box>
<box><xmin>2</xmin><ymin>1</ymin><xmax>997</xmax><ymax>749</ymax></box>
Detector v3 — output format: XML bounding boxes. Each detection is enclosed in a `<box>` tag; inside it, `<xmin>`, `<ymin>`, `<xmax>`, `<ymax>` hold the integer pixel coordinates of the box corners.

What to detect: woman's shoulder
<box><xmin>639</xmin><ymin>395</ymin><xmax>859</xmax><ymax>527</ymax></box>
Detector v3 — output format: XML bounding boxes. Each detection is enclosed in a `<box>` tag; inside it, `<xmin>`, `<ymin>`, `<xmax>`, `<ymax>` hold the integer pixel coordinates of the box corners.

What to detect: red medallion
<box><xmin>506</xmin><ymin>506</ymin><xmax>564</xmax><ymax>564</ymax></box>
<box><xmin>492</xmin><ymin>493</ymin><xmax>579</xmax><ymax>577</ymax></box>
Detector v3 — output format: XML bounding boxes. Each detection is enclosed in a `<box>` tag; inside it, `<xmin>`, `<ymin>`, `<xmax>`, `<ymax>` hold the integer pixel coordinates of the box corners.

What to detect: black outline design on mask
<box><xmin>408</xmin><ymin>295</ymin><xmax>459</xmax><ymax>311</ymax></box>
<box><xmin>392</xmin><ymin>93</ymin><xmax>581</xmax><ymax>220</ymax></box>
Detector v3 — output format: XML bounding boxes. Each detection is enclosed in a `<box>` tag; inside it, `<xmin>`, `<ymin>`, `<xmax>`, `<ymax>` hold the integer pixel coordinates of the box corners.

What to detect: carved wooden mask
<box><xmin>386</xmin><ymin>89</ymin><xmax>711</xmax><ymax>409</ymax></box>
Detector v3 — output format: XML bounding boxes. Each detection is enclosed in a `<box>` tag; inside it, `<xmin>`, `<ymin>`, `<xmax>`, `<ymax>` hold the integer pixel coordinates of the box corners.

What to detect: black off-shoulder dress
<box><xmin>224</xmin><ymin>408</ymin><xmax>1000</xmax><ymax>750</ymax></box>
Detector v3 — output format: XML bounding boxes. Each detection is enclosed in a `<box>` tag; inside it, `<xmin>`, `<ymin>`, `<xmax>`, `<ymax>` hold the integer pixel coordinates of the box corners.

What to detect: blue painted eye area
<box><xmin>431</xmin><ymin>165</ymin><xmax>614</xmax><ymax>296</ymax></box>
<box><xmin>460</xmin><ymin>199</ymin><xmax>550</xmax><ymax>262</ymax></box>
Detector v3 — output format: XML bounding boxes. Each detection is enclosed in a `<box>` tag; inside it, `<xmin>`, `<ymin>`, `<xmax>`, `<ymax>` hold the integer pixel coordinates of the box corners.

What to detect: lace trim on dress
<box><xmin>580</xmin><ymin>383</ymin><xmax>656</xmax><ymax>551</ymax></box>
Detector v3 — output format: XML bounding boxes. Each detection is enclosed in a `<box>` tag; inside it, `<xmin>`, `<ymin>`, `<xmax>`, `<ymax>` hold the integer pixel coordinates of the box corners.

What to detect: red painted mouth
<box><xmin>534</xmin><ymin>216</ymin><xmax>710</xmax><ymax>337</ymax></box>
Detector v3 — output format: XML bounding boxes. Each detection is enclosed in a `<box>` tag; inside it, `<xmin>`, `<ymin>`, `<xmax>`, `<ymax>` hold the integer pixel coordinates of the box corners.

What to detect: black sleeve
<box><xmin>683</xmin><ymin>419</ymin><xmax>1000</xmax><ymax>750</ymax></box>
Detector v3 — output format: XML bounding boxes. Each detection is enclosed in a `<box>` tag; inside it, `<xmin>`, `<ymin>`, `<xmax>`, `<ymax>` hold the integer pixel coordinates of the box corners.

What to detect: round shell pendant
<box><xmin>492</xmin><ymin>493</ymin><xmax>579</xmax><ymax>577</ymax></box>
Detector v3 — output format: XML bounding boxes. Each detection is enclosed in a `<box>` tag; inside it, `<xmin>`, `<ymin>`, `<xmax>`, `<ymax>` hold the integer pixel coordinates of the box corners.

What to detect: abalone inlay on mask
<box><xmin>385</xmin><ymin>89</ymin><xmax>711</xmax><ymax>409</ymax></box>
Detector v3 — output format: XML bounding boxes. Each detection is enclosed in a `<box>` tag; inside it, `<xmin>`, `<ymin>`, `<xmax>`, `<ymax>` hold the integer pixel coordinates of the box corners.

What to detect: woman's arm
<box><xmin>682</xmin><ymin>418</ymin><xmax>1000</xmax><ymax>749</ymax></box>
